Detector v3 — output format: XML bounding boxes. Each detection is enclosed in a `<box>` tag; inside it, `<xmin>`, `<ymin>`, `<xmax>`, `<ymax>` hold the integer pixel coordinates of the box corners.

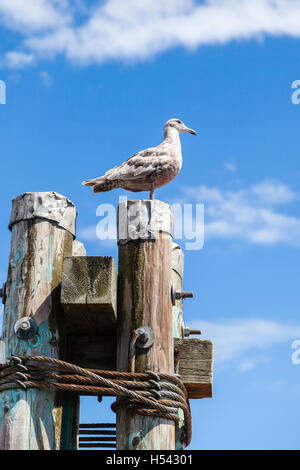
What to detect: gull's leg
<box><xmin>150</xmin><ymin>183</ymin><xmax>154</xmax><ymax>200</ymax></box>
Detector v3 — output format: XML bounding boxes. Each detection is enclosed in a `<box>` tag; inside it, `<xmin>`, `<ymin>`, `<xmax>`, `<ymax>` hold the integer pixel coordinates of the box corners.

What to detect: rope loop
<box><xmin>0</xmin><ymin>355</ymin><xmax>192</xmax><ymax>446</ymax></box>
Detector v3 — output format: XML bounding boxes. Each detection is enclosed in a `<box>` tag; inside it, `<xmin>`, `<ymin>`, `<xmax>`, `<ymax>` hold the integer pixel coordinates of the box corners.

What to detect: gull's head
<box><xmin>165</xmin><ymin>118</ymin><xmax>197</xmax><ymax>135</ymax></box>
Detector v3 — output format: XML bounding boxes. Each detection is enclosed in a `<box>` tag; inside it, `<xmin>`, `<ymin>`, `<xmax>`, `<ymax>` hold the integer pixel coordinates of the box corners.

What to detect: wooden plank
<box><xmin>174</xmin><ymin>338</ymin><xmax>213</xmax><ymax>399</ymax></box>
<box><xmin>0</xmin><ymin>192</ymin><xmax>79</xmax><ymax>450</ymax></box>
<box><xmin>61</xmin><ymin>256</ymin><xmax>117</xmax><ymax>335</ymax></box>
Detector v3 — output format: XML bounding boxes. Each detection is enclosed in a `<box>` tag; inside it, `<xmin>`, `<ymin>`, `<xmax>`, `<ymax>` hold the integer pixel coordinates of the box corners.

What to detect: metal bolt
<box><xmin>183</xmin><ymin>326</ymin><xmax>190</xmax><ymax>337</ymax></box>
<box><xmin>190</xmin><ymin>328</ymin><xmax>202</xmax><ymax>335</ymax></box>
<box><xmin>14</xmin><ymin>317</ymin><xmax>38</xmax><ymax>340</ymax></box>
<box><xmin>131</xmin><ymin>433</ymin><xmax>141</xmax><ymax>447</ymax></box>
<box><xmin>21</xmin><ymin>320</ymin><xmax>31</xmax><ymax>331</ymax></box>
<box><xmin>136</xmin><ymin>327</ymin><xmax>148</xmax><ymax>343</ymax></box>
<box><xmin>182</xmin><ymin>326</ymin><xmax>202</xmax><ymax>337</ymax></box>
<box><xmin>171</xmin><ymin>285</ymin><xmax>194</xmax><ymax>306</ymax></box>
<box><xmin>132</xmin><ymin>436</ymin><xmax>141</xmax><ymax>446</ymax></box>
<box><xmin>175</xmin><ymin>291</ymin><xmax>194</xmax><ymax>300</ymax></box>
<box><xmin>135</xmin><ymin>327</ymin><xmax>155</xmax><ymax>349</ymax></box>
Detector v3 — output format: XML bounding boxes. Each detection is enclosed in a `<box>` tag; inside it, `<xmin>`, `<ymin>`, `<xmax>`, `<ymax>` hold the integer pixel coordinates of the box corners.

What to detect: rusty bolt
<box><xmin>130</xmin><ymin>432</ymin><xmax>141</xmax><ymax>447</ymax></box>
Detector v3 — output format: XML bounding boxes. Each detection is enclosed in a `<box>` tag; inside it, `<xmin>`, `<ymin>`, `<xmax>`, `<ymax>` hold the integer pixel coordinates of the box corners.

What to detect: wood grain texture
<box><xmin>172</xmin><ymin>243</ymin><xmax>185</xmax><ymax>449</ymax></box>
<box><xmin>116</xmin><ymin>200</ymin><xmax>175</xmax><ymax>450</ymax></box>
<box><xmin>61</xmin><ymin>256</ymin><xmax>117</xmax><ymax>335</ymax></box>
<box><xmin>0</xmin><ymin>194</ymin><xmax>78</xmax><ymax>450</ymax></box>
<box><xmin>174</xmin><ymin>338</ymin><xmax>213</xmax><ymax>399</ymax></box>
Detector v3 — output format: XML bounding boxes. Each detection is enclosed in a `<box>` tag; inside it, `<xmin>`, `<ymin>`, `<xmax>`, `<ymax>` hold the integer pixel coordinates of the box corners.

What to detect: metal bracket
<box><xmin>135</xmin><ymin>327</ymin><xmax>155</xmax><ymax>350</ymax></box>
<box><xmin>14</xmin><ymin>317</ymin><xmax>38</xmax><ymax>340</ymax></box>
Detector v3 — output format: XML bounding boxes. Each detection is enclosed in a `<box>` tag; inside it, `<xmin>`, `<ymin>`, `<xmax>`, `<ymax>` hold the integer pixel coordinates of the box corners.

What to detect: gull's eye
<box><xmin>176</xmin><ymin>120</ymin><xmax>182</xmax><ymax>124</ymax></box>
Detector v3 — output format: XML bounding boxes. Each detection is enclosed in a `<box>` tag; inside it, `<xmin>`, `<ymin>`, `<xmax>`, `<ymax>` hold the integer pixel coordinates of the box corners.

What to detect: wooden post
<box><xmin>172</xmin><ymin>243</ymin><xmax>186</xmax><ymax>449</ymax></box>
<box><xmin>0</xmin><ymin>192</ymin><xmax>79</xmax><ymax>450</ymax></box>
<box><xmin>116</xmin><ymin>199</ymin><xmax>175</xmax><ymax>450</ymax></box>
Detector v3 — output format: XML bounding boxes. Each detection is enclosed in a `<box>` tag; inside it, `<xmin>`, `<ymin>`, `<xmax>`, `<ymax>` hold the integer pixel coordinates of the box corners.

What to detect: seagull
<box><xmin>82</xmin><ymin>118</ymin><xmax>197</xmax><ymax>200</ymax></box>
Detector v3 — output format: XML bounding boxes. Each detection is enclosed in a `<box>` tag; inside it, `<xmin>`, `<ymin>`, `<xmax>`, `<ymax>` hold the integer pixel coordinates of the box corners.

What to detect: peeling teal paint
<box><xmin>0</xmin><ymin>222</ymin><xmax>65</xmax><ymax>449</ymax></box>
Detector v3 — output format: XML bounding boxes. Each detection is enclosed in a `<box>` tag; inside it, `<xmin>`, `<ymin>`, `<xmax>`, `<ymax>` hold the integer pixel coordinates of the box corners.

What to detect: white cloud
<box><xmin>190</xmin><ymin>317</ymin><xmax>300</xmax><ymax>370</ymax></box>
<box><xmin>251</xmin><ymin>181</ymin><xmax>296</xmax><ymax>205</ymax></box>
<box><xmin>182</xmin><ymin>180</ymin><xmax>300</xmax><ymax>246</ymax></box>
<box><xmin>1</xmin><ymin>51</ymin><xmax>35</xmax><ymax>69</ymax></box>
<box><xmin>2</xmin><ymin>0</ymin><xmax>300</xmax><ymax>67</ymax></box>
<box><xmin>0</xmin><ymin>0</ymin><xmax>71</xmax><ymax>33</ymax></box>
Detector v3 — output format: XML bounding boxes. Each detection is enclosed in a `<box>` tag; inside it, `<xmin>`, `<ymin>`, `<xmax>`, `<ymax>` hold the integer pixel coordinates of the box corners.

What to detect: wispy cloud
<box><xmin>39</xmin><ymin>70</ymin><xmax>53</xmax><ymax>86</ymax></box>
<box><xmin>224</xmin><ymin>162</ymin><xmax>237</xmax><ymax>173</ymax></box>
<box><xmin>182</xmin><ymin>180</ymin><xmax>300</xmax><ymax>246</ymax></box>
<box><xmin>77</xmin><ymin>224</ymin><xmax>117</xmax><ymax>249</ymax></box>
<box><xmin>0</xmin><ymin>0</ymin><xmax>71</xmax><ymax>33</ymax></box>
<box><xmin>1</xmin><ymin>51</ymin><xmax>35</xmax><ymax>69</ymax></box>
<box><xmin>2</xmin><ymin>0</ymin><xmax>300</xmax><ymax>67</ymax></box>
<box><xmin>190</xmin><ymin>317</ymin><xmax>300</xmax><ymax>371</ymax></box>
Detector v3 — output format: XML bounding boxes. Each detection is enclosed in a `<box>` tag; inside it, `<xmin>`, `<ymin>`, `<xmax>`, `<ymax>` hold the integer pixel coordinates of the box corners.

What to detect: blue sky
<box><xmin>1</xmin><ymin>0</ymin><xmax>300</xmax><ymax>450</ymax></box>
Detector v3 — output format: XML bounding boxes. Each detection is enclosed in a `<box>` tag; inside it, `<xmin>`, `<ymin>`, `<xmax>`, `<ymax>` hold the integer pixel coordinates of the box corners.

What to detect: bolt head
<box><xmin>137</xmin><ymin>327</ymin><xmax>148</xmax><ymax>342</ymax></box>
<box><xmin>131</xmin><ymin>435</ymin><xmax>141</xmax><ymax>446</ymax></box>
<box><xmin>14</xmin><ymin>317</ymin><xmax>38</xmax><ymax>340</ymax></box>
<box><xmin>21</xmin><ymin>320</ymin><xmax>30</xmax><ymax>330</ymax></box>
<box><xmin>183</xmin><ymin>326</ymin><xmax>190</xmax><ymax>337</ymax></box>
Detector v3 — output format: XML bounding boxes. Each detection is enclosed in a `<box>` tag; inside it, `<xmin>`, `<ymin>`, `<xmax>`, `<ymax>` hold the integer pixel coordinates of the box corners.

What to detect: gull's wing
<box><xmin>104</xmin><ymin>146</ymin><xmax>171</xmax><ymax>181</ymax></box>
<box><xmin>82</xmin><ymin>144</ymin><xmax>172</xmax><ymax>187</ymax></box>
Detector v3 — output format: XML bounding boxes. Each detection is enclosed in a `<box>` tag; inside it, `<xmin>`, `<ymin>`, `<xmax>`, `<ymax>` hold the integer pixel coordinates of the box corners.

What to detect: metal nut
<box><xmin>14</xmin><ymin>317</ymin><xmax>38</xmax><ymax>340</ymax></box>
<box><xmin>135</xmin><ymin>327</ymin><xmax>155</xmax><ymax>349</ymax></box>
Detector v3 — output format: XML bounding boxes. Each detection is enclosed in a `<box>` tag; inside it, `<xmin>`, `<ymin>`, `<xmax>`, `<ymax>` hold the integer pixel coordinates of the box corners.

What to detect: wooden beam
<box><xmin>174</xmin><ymin>338</ymin><xmax>213</xmax><ymax>399</ymax></box>
<box><xmin>61</xmin><ymin>256</ymin><xmax>117</xmax><ymax>335</ymax></box>
<box><xmin>0</xmin><ymin>191</ymin><xmax>79</xmax><ymax>450</ymax></box>
<box><xmin>68</xmin><ymin>335</ymin><xmax>116</xmax><ymax>371</ymax></box>
<box><xmin>67</xmin><ymin>336</ymin><xmax>213</xmax><ymax>399</ymax></box>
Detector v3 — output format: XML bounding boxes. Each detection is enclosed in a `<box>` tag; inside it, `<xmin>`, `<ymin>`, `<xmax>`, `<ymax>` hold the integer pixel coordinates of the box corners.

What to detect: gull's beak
<box><xmin>183</xmin><ymin>125</ymin><xmax>197</xmax><ymax>135</ymax></box>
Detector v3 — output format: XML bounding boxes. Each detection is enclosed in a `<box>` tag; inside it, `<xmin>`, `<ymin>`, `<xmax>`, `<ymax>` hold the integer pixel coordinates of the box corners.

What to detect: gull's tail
<box><xmin>82</xmin><ymin>177</ymin><xmax>119</xmax><ymax>193</ymax></box>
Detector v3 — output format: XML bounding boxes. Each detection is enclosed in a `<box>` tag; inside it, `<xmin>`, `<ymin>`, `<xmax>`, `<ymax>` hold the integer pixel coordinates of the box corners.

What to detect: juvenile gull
<box><xmin>82</xmin><ymin>118</ymin><xmax>196</xmax><ymax>200</ymax></box>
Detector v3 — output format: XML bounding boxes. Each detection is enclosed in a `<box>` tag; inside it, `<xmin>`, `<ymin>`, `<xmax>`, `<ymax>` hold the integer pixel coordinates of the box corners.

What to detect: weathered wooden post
<box><xmin>172</xmin><ymin>243</ymin><xmax>186</xmax><ymax>449</ymax></box>
<box><xmin>0</xmin><ymin>192</ymin><xmax>79</xmax><ymax>450</ymax></box>
<box><xmin>116</xmin><ymin>199</ymin><xmax>175</xmax><ymax>450</ymax></box>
